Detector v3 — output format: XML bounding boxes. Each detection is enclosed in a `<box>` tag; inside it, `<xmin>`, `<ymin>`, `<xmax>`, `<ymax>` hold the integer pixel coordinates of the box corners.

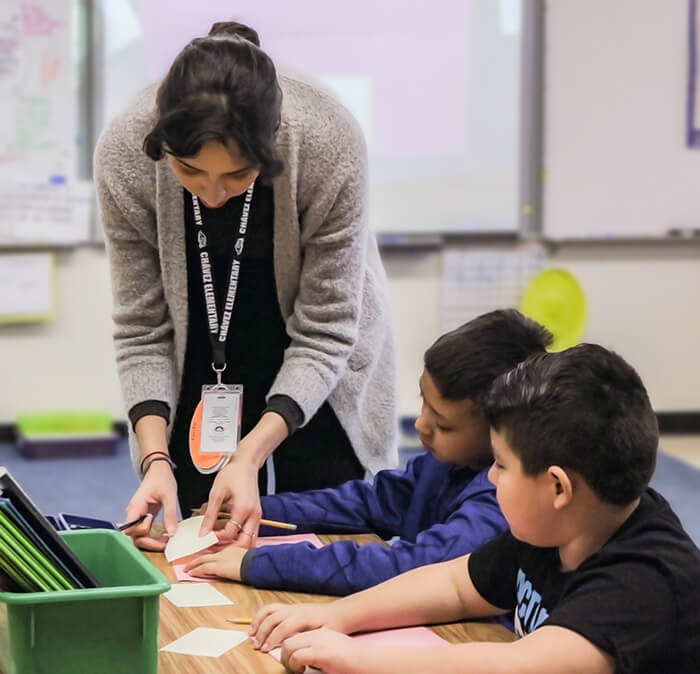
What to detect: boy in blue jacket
<box><xmin>186</xmin><ymin>309</ymin><xmax>553</xmax><ymax>595</ymax></box>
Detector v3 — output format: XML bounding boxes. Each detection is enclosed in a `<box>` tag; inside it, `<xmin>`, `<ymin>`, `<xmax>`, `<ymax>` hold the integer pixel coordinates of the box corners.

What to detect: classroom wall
<box><xmin>384</xmin><ymin>242</ymin><xmax>700</xmax><ymax>415</ymax></box>
<box><xmin>2</xmin><ymin>240</ymin><xmax>698</xmax><ymax>423</ymax></box>
<box><xmin>1</xmin><ymin>0</ymin><xmax>699</xmax><ymax>423</ymax></box>
<box><xmin>1</xmin><ymin>248</ymin><xmax>121</xmax><ymax>420</ymax></box>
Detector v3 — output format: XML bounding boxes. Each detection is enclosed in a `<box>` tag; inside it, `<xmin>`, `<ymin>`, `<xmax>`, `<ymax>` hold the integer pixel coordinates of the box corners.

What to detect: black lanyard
<box><xmin>191</xmin><ymin>183</ymin><xmax>255</xmax><ymax>373</ymax></box>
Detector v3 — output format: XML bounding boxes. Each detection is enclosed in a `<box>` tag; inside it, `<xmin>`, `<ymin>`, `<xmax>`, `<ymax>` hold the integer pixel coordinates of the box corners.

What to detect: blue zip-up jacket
<box><xmin>241</xmin><ymin>452</ymin><xmax>507</xmax><ymax>595</ymax></box>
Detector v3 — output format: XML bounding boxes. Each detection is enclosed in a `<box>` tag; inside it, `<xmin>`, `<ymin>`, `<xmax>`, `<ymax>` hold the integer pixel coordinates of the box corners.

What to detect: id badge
<box><xmin>199</xmin><ymin>384</ymin><xmax>243</xmax><ymax>455</ymax></box>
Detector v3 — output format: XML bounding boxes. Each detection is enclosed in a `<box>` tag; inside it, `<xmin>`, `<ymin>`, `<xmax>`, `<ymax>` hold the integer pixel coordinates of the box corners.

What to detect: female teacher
<box><xmin>94</xmin><ymin>22</ymin><xmax>397</xmax><ymax>549</ymax></box>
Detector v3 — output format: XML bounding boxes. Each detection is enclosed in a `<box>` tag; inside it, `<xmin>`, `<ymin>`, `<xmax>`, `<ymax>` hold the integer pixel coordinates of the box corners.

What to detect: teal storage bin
<box><xmin>0</xmin><ymin>529</ymin><xmax>170</xmax><ymax>674</ymax></box>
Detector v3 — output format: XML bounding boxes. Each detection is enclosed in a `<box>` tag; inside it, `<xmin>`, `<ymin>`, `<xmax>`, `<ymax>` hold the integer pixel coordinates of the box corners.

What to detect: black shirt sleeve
<box><xmin>468</xmin><ymin>530</ymin><xmax>521</xmax><ymax>611</ymax></box>
<box><xmin>544</xmin><ymin>562</ymin><xmax>676</xmax><ymax>674</ymax></box>
<box><xmin>128</xmin><ymin>400</ymin><xmax>171</xmax><ymax>431</ymax></box>
<box><xmin>264</xmin><ymin>394</ymin><xmax>304</xmax><ymax>435</ymax></box>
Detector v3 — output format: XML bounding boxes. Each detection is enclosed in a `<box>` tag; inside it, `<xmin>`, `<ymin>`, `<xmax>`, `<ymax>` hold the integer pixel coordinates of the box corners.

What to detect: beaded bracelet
<box><xmin>142</xmin><ymin>455</ymin><xmax>177</xmax><ymax>475</ymax></box>
<box><xmin>139</xmin><ymin>450</ymin><xmax>173</xmax><ymax>475</ymax></box>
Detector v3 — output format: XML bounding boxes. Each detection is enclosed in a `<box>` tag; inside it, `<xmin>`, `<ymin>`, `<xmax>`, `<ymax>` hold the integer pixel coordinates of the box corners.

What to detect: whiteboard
<box><xmin>93</xmin><ymin>0</ymin><xmax>532</xmax><ymax>237</ymax></box>
<box><xmin>0</xmin><ymin>0</ymin><xmax>90</xmax><ymax>245</ymax></box>
<box><xmin>544</xmin><ymin>0</ymin><xmax>700</xmax><ymax>240</ymax></box>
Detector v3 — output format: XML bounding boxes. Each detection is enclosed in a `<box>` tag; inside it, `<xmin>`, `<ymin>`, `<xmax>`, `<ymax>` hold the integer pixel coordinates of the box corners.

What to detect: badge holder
<box><xmin>189</xmin><ymin>365</ymin><xmax>243</xmax><ymax>475</ymax></box>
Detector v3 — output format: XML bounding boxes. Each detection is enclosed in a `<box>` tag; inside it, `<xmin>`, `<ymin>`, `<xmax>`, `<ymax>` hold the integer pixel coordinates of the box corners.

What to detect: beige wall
<box><xmin>386</xmin><ymin>242</ymin><xmax>700</xmax><ymax>416</ymax></box>
<box><xmin>1</xmin><ymin>249</ymin><xmax>121</xmax><ymax>421</ymax></box>
<box><xmin>2</xmin><ymin>240</ymin><xmax>698</xmax><ymax>422</ymax></box>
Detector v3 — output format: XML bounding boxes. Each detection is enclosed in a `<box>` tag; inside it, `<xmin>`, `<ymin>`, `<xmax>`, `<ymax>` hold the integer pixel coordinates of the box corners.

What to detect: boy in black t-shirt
<box><xmin>248</xmin><ymin>344</ymin><xmax>700</xmax><ymax>674</ymax></box>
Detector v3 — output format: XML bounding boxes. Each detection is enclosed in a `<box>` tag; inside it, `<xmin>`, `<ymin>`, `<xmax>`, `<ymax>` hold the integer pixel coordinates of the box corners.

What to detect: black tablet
<box><xmin>0</xmin><ymin>467</ymin><xmax>99</xmax><ymax>589</ymax></box>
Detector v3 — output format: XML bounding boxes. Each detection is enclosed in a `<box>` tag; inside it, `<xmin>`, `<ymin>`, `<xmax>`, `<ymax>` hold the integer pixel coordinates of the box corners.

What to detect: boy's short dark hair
<box><xmin>424</xmin><ymin>309</ymin><xmax>553</xmax><ymax>402</ymax></box>
<box><xmin>143</xmin><ymin>21</ymin><xmax>284</xmax><ymax>181</ymax></box>
<box><xmin>481</xmin><ymin>343</ymin><xmax>659</xmax><ymax>505</ymax></box>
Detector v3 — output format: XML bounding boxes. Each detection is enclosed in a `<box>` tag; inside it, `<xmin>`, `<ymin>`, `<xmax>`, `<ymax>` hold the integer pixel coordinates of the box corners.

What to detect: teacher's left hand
<box><xmin>200</xmin><ymin>449</ymin><xmax>262</xmax><ymax>545</ymax></box>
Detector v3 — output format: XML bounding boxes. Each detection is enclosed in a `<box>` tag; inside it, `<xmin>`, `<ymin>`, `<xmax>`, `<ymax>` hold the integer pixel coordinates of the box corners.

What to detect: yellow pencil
<box><xmin>191</xmin><ymin>508</ymin><xmax>298</xmax><ymax>531</ymax></box>
<box><xmin>226</xmin><ymin>617</ymin><xmax>253</xmax><ymax>625</ymax></box>
<box><xmin>260</xmin><ymin>518</ymin><xmax>297</xmax><ymax>531</ymax></box>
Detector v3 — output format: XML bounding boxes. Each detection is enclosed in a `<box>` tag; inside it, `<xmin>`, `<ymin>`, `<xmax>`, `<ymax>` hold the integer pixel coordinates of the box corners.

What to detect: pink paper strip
<box><xmin>269</xmin><ymin>626</ymin><xmax>448</xmax><ymax>670</ymax></box>
<box><xmin>353</xmin><ymin>626</ymin><xmax>448</xmax><ymax>648</ymax></box>
<box><xmin>254</xmin><ymin>533</ymin><xmax>323</xmax><ymax>549</ymax></box>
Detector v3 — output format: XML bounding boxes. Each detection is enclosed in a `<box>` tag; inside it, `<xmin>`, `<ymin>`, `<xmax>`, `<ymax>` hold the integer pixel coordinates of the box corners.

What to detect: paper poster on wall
<box><xmin>0</xmin><ymin>0</ymin><xmax>88</xmax><ymax>244</ymax></box>
<box><xmin>0</xmin><ymin>252</ymin><xmax>54</xmax><ymax>323</ymax></box>
<box><xmin>442</xmin><ymin>246</ymin><xmax>546</xmax><ymax>333</ymax></box>
<box><xmin>0</xmin><ymin>179</ymin><xmax>91</xmax><ymax>245</ymax></box>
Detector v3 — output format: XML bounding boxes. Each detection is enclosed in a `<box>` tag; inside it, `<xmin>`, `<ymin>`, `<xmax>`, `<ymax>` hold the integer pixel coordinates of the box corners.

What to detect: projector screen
<box><xmin>93</xmin><ymin>0</ymin><xmax>529</xmax><ymax>236</ymax></box>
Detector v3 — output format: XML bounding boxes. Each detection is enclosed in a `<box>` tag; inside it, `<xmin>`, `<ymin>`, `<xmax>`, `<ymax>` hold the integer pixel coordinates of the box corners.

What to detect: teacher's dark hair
<box><xmin>143</xmin><ymin>21</ymin><xmax>284</xmax><ymax>181</ymax></box>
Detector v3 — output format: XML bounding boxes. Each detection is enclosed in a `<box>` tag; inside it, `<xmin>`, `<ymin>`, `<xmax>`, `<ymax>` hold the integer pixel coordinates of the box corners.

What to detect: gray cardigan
<box><xmin>94</xmin><ymin>76</ymin><xmax>398</xmax><ymax>476</ymax></box>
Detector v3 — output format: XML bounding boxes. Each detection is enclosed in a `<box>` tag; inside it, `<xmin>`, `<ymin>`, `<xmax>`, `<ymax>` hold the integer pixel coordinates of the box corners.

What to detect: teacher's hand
<box><xmin>200</xmin><ymin>411</ymin><xmax>289</xmax><ymax>542</ymax></box>
<box><xmin>200</xmin><ymin>451</ymin><xmax>262</xmax><ymax>545</ymax></box>
<box><xmin>123</xmin><ymin>461</ymin><xmax>178</xmax><ymax>551</ymax></box>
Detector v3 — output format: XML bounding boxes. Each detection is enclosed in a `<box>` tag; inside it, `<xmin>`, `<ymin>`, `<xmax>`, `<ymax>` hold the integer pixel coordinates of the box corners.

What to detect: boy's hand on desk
<box><xmin>281</xmin><ymin>627</ymin><xmax>355</xmax><ymax>674</ymax></box>
<box><xmin>250</xmin><ymin>602</ymin><xmax>343</xmax><ymax>653</ymax></box>
<box><xmin>184</xmin><ymin>544</ymin><xmax>246</xmax><ymax>581</ymax></box>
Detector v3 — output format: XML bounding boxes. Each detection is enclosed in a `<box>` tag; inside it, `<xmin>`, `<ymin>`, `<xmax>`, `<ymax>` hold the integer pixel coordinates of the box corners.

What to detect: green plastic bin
<box><xmin>0</xmin><ymin>529</ymin><xmax>170</xmax><ymax>674</ymax></box>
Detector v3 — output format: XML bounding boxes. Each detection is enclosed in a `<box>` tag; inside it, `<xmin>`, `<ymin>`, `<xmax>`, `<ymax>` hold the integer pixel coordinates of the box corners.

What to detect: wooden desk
<box><xmin>150</xmin><ymin>534</ymin><xmax>515</xmax><ymax>673</ymax></box>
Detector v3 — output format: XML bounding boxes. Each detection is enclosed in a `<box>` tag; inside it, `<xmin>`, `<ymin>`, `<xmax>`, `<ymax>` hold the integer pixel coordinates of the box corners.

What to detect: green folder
<box><xmin>0</xmin><ymin>545</ymin><xmax>37</xmax><ymax>592</ymax></box>
<box><xmin>0</xmin><ymin>498</ymin><xmax>75</xmax><ymax>590</ymax></box>
<box><xmin>0</xmin><ymin>510</ymin><xmax>70</xmax><ymax>592</ymax></box>
<box><xmin>0</xmin><ymin>468</ymin><xmax>98</xmax><ymax>589</ymax></box>
<box><xmin>0</xmin><ymin>526</ymin><xmax>50</xmax><ymax>592</ymax></box>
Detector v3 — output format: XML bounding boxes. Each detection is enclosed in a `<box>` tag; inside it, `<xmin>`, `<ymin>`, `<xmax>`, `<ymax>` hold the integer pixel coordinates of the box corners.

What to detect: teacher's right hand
<box><xmin>122</xmin><ymin>461</ymin><xmax>178</xmax><ymax>551</ymax></box>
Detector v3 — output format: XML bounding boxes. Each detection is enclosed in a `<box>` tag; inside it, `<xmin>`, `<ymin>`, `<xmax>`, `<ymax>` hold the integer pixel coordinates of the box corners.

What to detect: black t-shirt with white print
<box><xmin>468</xmin><ymin>488</ymin><xmax>700</xmax><ymax>674</ymax></box>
